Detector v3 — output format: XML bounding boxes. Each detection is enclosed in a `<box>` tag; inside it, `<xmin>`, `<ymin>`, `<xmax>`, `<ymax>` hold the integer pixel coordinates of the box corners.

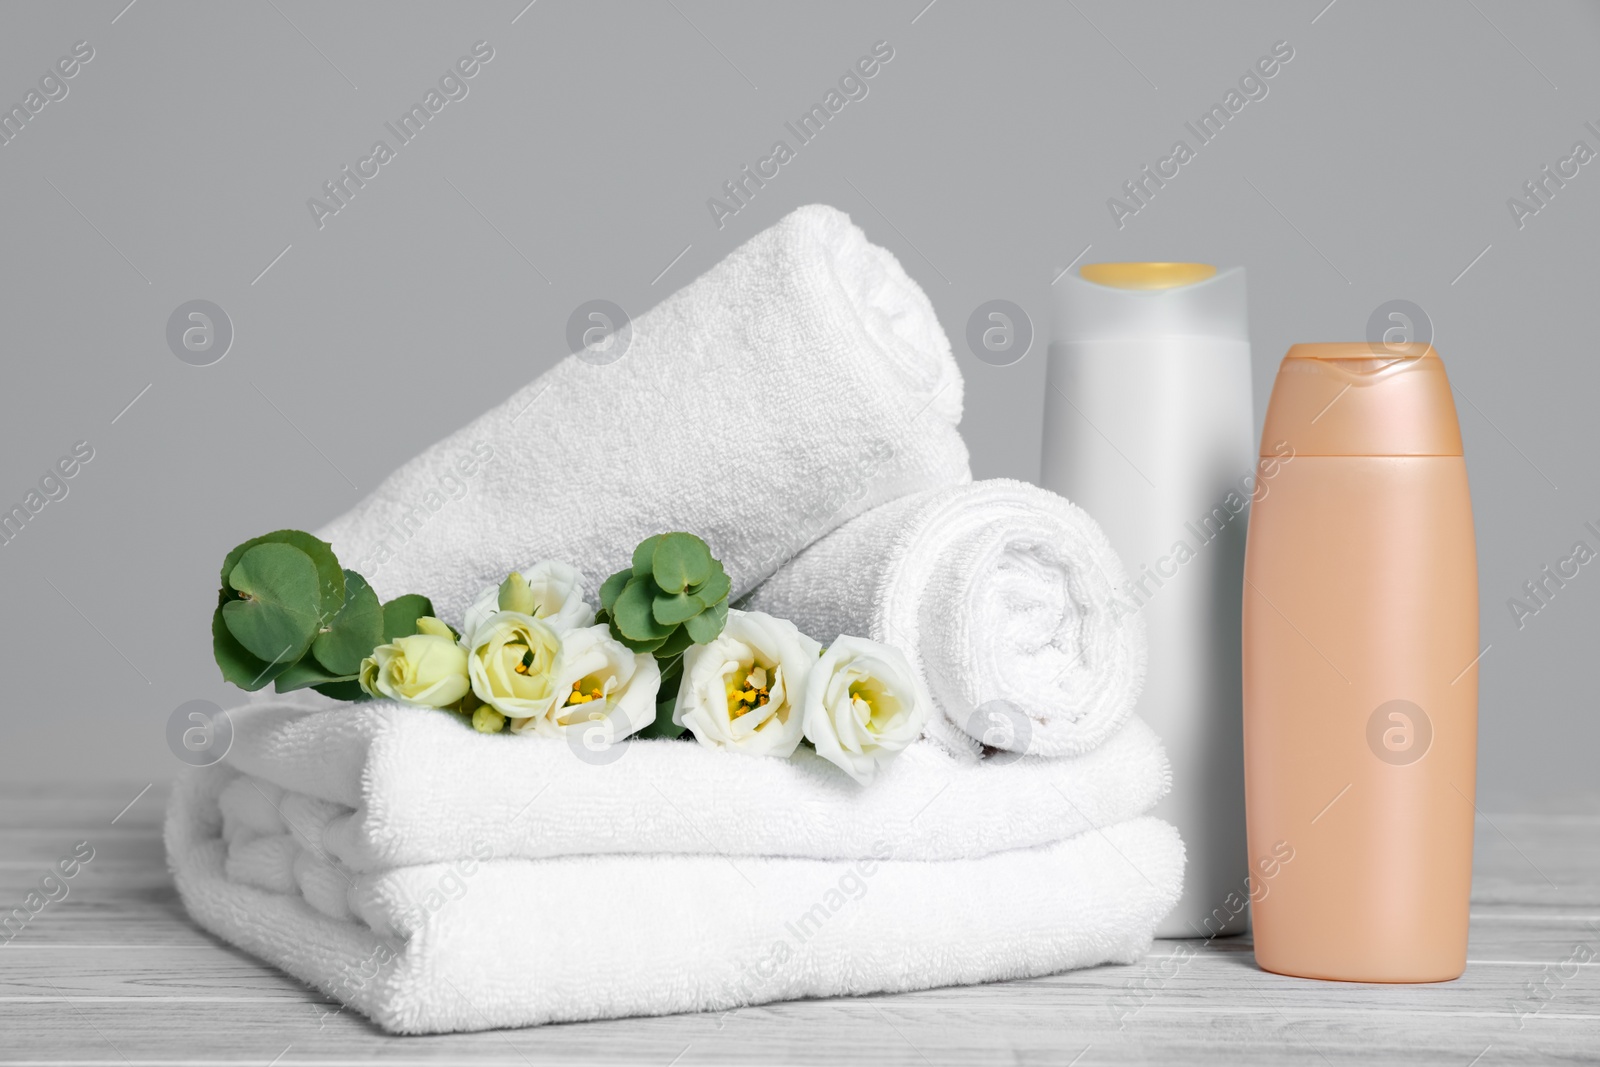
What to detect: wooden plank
<box><xmin>2</xmin><ymin>919</ymin><xmax>1596</xmax><ymax>1006</ymax></box>
<box><xmin>0</xmin><ymin>989</ymin><xmax>1593</xmax><ymax>1064</ymax></box>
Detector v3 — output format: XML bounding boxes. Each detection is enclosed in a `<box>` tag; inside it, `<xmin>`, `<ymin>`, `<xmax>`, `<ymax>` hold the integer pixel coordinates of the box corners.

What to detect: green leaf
<box><xmin>611</xmin><ymin>624</ymin><xmax>668</xmax><ymax>654</ymax></box>
<box><xmin>631</xmin><ymin>535</ymin><xmax>664</xmax><ymax>578</ymax></box>
<box><xmin>212</xmin><ymin>605</ymin><xmax>289</xmax><ymax>690</ymax></box>
<box><xmin>220</xmin><ymin>530</ymin><xmax>344</xmax><ymax>620</ymax></box>
<box><xmin>273</xmin><ymin>653</ymin><xmax>354</xmax><ymax>693</ymax></box>
<box><xmin>650</xmin><ymin>533</ymin><xmax>711</xmax><ymax>594</ymax></box>
<box><xmin>221</xmin><ymin>543</ymin><xmax>322</xmax><ymax>665</ymax></box>
<box><xmin>598</xmin><ymin>569</ymin><xmax>631</xmax><ymax>614</ymax></box>
<box><xmin>683</xmin><ymin>598</ymin><xmax>728</xmax><ymax>644</ymax></box>
<box><xmin>313</xmin><ymin>679</ymin><xmax>371</xmax><ymax>702</ymax></box>
<box><xmin>654</xmin><ymin>624</ymin><xmax>697</xmax><ymax>660</ymax></box>
<box><xmin>380</xmin><ymin>594</ymin><xmax>435</xmax><ymax>642</ymax></box>
<box><xmin>652</xmin><ymin>590</ymin><xmax>702</xmax><ymax>626</ymax></box>
<box><xmin>613</xmin><ymin>576</ymin><xmax>671</xmax><ymax>642</ymax></box>
<box><xmin>311</xmin><ymin>570</ymin><xmax>384</xmax><ymax>676</ymax></box>
<box><xmin>689</xmin><ymin>562</ymin><xmax>731</xmax><ymax>607</ymax></box>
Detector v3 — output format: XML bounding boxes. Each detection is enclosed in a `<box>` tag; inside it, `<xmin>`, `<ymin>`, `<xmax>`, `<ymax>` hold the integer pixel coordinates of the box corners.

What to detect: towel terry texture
<box><xmin>209</xmin><ymin>696</ymin><xmax>1170</xmax><ymax>870</ymax></box>
<box><xmin>745</xmin><ymin>479</ymin><xmax>1147</xmax><ymax>758</ymax></box>
<box><xmin>317</xmin><ymin>203</ymin><xmax>970</xmax><ymax>622</ymax></box>
<box><xmin>168</xmin><ymin>764</ymin><xmax>1184</xmax><ymax>1034</ymax></box>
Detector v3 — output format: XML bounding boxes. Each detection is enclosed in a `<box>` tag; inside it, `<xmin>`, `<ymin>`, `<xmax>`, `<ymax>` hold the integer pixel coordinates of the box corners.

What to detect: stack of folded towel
<box><xmin>167</xmin><ymin>204</ymin><xmax>1182</xmax><ymax>1034</ymax></box>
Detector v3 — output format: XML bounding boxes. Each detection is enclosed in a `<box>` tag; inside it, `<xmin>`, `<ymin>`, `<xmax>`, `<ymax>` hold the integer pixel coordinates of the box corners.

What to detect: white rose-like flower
<box><xmin>461</xmin><ymin>560</ymin><xmax>593</xmax><ymax>640</ymax></box>
<box><xmin>357</xmin><ymin>617</ymin><xmax>471</xmax><ymax>709</ymax></box>
<box><xmin>674</xmin><ymin>609</ymin><xmax>821</xmax><ymax>758</ymax></box>
<box><xmin>802</xmin><ymin>636</ymin><xmax>930</xmax><ymax>786</ymax></box>
<box><xmin>465</xmin><ymin>611</ymin><xmax>563</xmax><ymax>719</ymax></box>
<box><xmin>508</xmin><ymin>624</ymin><xmax>661</xmax><ymax>743</ymax></box>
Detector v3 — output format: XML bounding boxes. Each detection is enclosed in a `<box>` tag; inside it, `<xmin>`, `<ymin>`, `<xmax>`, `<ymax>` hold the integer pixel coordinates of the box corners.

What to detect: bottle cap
<box><xmin>1054</xmin><ymin>264</ymin><xmax>1247</xmax><ymax>342</ymax></box>
<box><xmin>1260</xmin><ymin>343</ymin><xmax>1463</xmax><ymax>457</ymax></box>
<box><xmin>1079</xmin><ymin>262</ymin><xmax>1217</xmax><ymax>290</ymax></box>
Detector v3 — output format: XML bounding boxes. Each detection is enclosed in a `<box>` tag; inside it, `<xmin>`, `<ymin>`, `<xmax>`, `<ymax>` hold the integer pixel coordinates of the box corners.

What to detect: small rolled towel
<box><xmin>169</xmin><ymin>766</ymin><xmax>1185</xmax><ymax>1035</ymax></box>
<box><xmin>317</xmin><ymin>203</ymin><xmax>969</xmax><ymax>620</ymax></box>
<box><xmin>745</xmin><ymin>479</ymin><xmax>1145</xmax><ymax>758</ymax></box>
<box><xmin>210</xmin><ymin>695</ymin><xmax>1169</xmax><ymax>871</ymax></box>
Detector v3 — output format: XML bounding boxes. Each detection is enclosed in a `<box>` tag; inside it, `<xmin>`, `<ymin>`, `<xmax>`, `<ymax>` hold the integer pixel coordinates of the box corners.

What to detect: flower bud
<box><xmin>415</xmin><ymin>616</ymin><xmax>456</xmax><ymax>640</ymax></box>
<box><xmin>472</xmin><ymin>705</ymin><xmax>507</xmax><ymax>733</ymax></box>
<box><xmin>462</xmin><ymin>561</ymin><xmax>593</xmax><ymax>640</ymax></box>
<box><xmin>497</xmin><ymin>572</ymin><xmax>536</xmax><ymax>615</ymax></box>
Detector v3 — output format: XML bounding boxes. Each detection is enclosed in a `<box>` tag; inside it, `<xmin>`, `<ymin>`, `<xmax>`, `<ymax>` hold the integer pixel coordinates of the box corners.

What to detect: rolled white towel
<box><xmin>224</xmin><ymin>834</ymin><xmax>299</xmax><ymax>896</ymax></box>
<box><xmin>316</xmin><ymin>203</ymin><xmax>969</xmax><ymax>620</ymax></box>
<box><xmin>217</xmin><ymin>776</ymin><xmax>284</xmax><ymax>842</ymax></box>
<box><xmin>745</xmin><ymin>479</ymin><xmax>1145</xmax><ymax>758</ymax></box>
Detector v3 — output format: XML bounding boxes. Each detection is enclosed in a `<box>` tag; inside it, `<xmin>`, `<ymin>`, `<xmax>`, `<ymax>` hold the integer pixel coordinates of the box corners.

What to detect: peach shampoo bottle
<box><xmin>1243</xmin><ymin>343</ymin><xmax>1479</xmax><ymax>982</ymax></box>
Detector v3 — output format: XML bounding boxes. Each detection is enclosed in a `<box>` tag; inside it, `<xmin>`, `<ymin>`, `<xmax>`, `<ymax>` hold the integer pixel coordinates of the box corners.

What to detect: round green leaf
<box><xmin>630</xmin><ymin>633</ymin><xmax>669</xmax><ymax>654</ymax></box>
<box><xmin>312</xmin><ymin>679</ymin><xmax>371</xmax><ymax>702</ymax></box>
<box><xmin>380</xmin><ymin>594</ymin><xmax>436</xmax><ymax>642</ymax></box>
<box><xmin>273</xmin><ymin>653</ymin><xmax>353</xmax><ymax>693</ymax></box>
<box><xmin>631</xmin><ymin>534</ymin><xmax>664</xmax><ymax>578</ymax></box>
<box><xmin>689</xmin><ymin>563</ymin><xmax>731</xmax><ymax>607</ymax></box>
<box><xmin>212</xmin><ymin>605</ymin><xmax>289</xmax><ymax>690</ymax></box>
<box><xmin>650</xmin><ymin>533</ymin><xmax>711</xmax><ymax>594</ymax></box>
<box><xmin>652</xmin><ymin>591</ymin><xmax>701</xmax><ymax>626</ymax></box>
<box><xmin>220</xmin><ymin>530</ymin><xmax>344</xmax><ymax>620</ymax></box>
<box><xmin>599</xmin><ymin>569</ymin><xmax>632</xmax><ymax>614</ymax></box>
<box><xmin>221</xmin><ymin>543</ymin><xmax>322</xmax><ymax>665</ymax></box>
<box><xmin>683</xmin><ymin>598</ymin><xmax>728</xmax><ymax>644</ymax></box>
<box><xmin>312</xmin><ymin>570</ymin><xmax>384</xmax><ymax>676</ymax></box>
<box><xmin>613</xmin><ymin>576</ymin><xmax>672</xmax><ymax>642</ymax></box>
<box><xmin>655</xmin><ymin>626</ymin><xmax>696</xmax><ymax>660</ymax></box>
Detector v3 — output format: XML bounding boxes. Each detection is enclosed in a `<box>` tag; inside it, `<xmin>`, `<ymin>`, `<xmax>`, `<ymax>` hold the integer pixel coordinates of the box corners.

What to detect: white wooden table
<box><xmin>2</xmin><ymin>784</ymin><xmax>1594</xmax><ymax>1064</ymax></box>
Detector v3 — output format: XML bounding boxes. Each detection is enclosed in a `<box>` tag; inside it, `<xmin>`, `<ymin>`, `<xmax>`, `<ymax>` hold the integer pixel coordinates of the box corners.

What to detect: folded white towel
<box><xmin>211</xmin><ymin>695</ymin><xmax>1169</xmax><ymax>870</ymax></box>
<box><xmin>169</xmin><ymin>766</ymin><xmax>1184</xmax><ymax>1034</ymax></box>
<box><xmin>316</xmin><ymin>203</ymin><xmax>970</xmax><ymax>621</ymax></box>
<box><xmin>745</xmin><ymin>479</ymin><xmax>1146</xmax><ymax>758</ymax></box>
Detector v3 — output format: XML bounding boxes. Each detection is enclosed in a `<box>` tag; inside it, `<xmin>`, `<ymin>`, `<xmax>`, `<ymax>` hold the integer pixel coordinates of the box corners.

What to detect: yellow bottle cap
<box><xmin>1079</xmin><ymin>262</ymin><xmax>1218</xmax><ymax>290</ymax></box>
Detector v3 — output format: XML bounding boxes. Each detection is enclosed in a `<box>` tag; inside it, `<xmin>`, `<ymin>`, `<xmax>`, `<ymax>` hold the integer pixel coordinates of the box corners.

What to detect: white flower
<box><xmin>509</xmin><ymin>624</ymin><xmax>661</xmax><ymax>743</ymax></box>
<box><xmin>357</xmin><ymin>618</ymin><xmax>472</xmax><ymax>709</ymax></box>
<box><xmin>461</xmin><ymin>561</ymin><xmax>593</xmax><ymax>641</ymax></box>
<box><xmin>674</xmin><ymin>609</ymin><xmax>821</xmax><ymax>757</ymax></box>
<box><xmin>802</xmin><ymin>636</ymin><xmax>930</xmax><ymax>785</ymax></box>
<box><xmin>465</xmin><ymin>611</ymin><xmax>563</xmax><ymax>719</ymax></box>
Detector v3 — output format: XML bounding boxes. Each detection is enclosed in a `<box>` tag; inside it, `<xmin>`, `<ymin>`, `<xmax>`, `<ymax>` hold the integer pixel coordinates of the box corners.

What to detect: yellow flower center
<box><xmin>564</xmin><ymin>678</ymin><xmax>607</xmax><ymax>706</ymax></box>
<box><xmin>849</xmin><ymin>678</ymin><xmax>897</xmax><ymax>732</ymax></box>
<box><xmin>511</xmin><ymin>644</ymin><xmax>535</xmax><ymax>675</ymax></box>
<box><xmin>727</xmin><ymin>663</ymin><xmax>772</xmax><ymax>719</ymax></box>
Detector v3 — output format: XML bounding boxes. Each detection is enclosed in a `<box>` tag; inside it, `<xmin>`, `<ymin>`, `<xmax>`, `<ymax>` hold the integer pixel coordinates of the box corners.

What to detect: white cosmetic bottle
<box><xmin>1040</xmin><ymin>263</ymin><xmax>1255</xmax><ymax>939</ymax></box>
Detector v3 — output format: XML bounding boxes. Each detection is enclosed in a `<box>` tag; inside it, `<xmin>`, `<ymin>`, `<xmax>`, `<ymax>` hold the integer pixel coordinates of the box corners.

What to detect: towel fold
<box><xmin>745</xmin><ymin>479</ymin><xmax>1146</xmax><ymax>758</ymax></box>
<box><xmin>211</xmin><ymin>695</ymin><xmax>1169</xmax><ymax>870</ymax></box>
<box><xmin>168</xmin><ymin>765</ymin><xmax>1184</xmax><ymax>1034</ymax></box>
<box><xmin>316</xmin><ymin>203</ymin><xmax>970</xmax><ymax>621</ymax></box>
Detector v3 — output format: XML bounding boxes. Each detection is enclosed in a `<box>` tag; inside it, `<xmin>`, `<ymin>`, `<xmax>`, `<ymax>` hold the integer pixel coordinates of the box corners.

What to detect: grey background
<box><xmin>0</xmin><ymin>0</ymin><xmax>1594</xmax><ymax>811</ymax></box>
